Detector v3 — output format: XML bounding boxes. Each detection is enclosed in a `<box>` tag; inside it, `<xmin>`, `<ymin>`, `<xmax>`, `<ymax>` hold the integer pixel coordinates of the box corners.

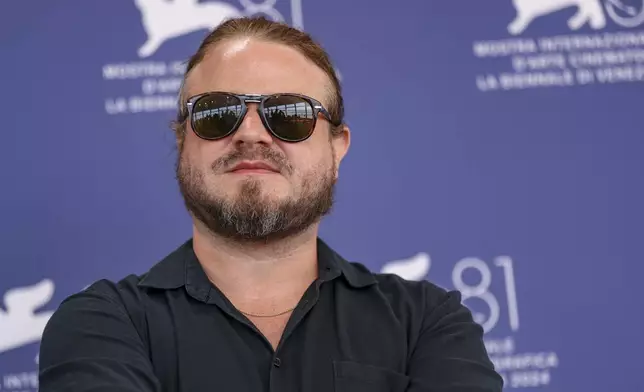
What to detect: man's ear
<box><xmin>331</xmin><ymin>124</ymin><xmax>350</xmax><ymax>179</ymax></box>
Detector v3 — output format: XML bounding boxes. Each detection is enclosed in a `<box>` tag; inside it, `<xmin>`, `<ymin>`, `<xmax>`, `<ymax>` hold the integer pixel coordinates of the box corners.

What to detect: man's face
<box><xmin>177</xmin><ymin>38</ymin><xmax>349</xmax><ymax>242</ymax></box>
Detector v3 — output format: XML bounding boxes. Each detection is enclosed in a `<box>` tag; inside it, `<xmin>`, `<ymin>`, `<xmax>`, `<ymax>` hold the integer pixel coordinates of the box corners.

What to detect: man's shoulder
<box><xmin>55</xmin><ymin>273</ymin><xmax>151</xmax><ymax>320</ymax></box>
<box><xmin>43</xmin><ymin>272</ymin><xmax>158</xmax><ymax>350</ymax></box>
<box><xmin>345</xmin><ymin>259</ymin><xmax>462</xmax><ymax>316</ymax></box>
<box><xmin>341</xmin><ymin>260</ymin><xmax>473</xmax><ymax>345</ymax></box>
<box><xmin>83</xmin><ymin>273</ymin><xmax>150</xmax><ymax>300</ymax></box>
<box><xmin>72</xmin><ymin>241</ymin><xmax>191</xmax><ymax>307</ymax></box>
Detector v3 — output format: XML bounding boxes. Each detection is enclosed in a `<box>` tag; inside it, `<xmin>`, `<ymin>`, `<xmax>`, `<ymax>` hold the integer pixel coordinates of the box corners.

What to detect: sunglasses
<box><xmin>185</xmin><ymin>92</ymin><xmax>338</xmax><ymax>142</ymax></box>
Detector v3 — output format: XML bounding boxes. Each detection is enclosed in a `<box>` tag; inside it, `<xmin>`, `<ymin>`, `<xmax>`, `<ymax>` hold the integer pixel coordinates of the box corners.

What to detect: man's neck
<box><xmin>191</xmin><ymin>223</ymin><xmax>320</xmax><ymax>306</ymax></box>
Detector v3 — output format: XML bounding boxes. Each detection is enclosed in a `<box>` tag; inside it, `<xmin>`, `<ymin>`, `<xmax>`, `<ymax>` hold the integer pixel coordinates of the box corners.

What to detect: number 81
<box><xmin>452</xmin><ymin>256</ymin><xmax>519</xmax><ymax>334</ymax></box>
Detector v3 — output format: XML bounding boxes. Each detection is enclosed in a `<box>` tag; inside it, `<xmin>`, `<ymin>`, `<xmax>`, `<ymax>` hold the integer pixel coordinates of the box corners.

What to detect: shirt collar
<box><xmin>138</xmin><ymin>237</ymin><xmax>377</xmax><ymax>300</ymax></box>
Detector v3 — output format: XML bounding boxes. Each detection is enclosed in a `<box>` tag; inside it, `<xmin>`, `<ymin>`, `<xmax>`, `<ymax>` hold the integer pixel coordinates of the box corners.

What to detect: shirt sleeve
<box><xmin>39</xmin><ymin>282</ymin><xmax>161</xmax><ymax>392</ymax></box>
<box><xmin>405</xmin><ymin>288</ymin><xmax>504</xmax><ymax>392</ymax></box>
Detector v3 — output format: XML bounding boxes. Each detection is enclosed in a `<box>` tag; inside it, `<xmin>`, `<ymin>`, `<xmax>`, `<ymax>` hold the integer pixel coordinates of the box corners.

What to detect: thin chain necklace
<box><xmin>239</xmin><ymin>306</ymin><xmax>297</xmax><ymax>318</ymax></box>
<box><xmin>215</xmin><ymin>284</ymin><xmax>299</xmax><ymax>318</ymax></box>
<box><xmin>209</xmin><ymin>277</ymin><xmax>301</xmax><ymax>318</ymax></box>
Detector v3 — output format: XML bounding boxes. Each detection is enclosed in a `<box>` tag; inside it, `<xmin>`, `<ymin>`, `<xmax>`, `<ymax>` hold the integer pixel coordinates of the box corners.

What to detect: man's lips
<box><xmin>228</xmin><ymin>161</ymin><xmax>280</xmax><ymax>173</ymax></box>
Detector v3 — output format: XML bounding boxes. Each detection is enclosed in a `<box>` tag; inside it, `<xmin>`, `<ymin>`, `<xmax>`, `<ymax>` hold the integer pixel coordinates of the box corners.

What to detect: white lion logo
<box><xmin>134</xmin><ymin>0</ymin><xmax>243</xmax><ymax>58</ymax></box>
<box><xmin>0</xmin><ymin>279</ymin><xmax>55</xmax><ymax>354</ymax></box>
<box><xmin>508</xmin><ymin>0</ymin><xmax>607</xmax><ymax>34</ymax></box>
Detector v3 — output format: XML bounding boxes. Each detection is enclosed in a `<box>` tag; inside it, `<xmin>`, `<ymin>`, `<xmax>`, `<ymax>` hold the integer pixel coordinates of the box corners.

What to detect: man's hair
<box><xmin>171</xmin><ymin>16</ymin><xmax>345</xmax><ymax>149</ymax></box>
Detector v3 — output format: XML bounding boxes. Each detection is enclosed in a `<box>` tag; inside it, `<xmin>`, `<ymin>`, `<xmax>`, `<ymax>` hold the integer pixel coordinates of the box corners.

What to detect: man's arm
<box><xmin>406</xmin><ymin>289</ymin><xmax>503</xmax><ymax>392</ymax></box>
<box><xmin>39</xmin><ymin>282</ymin><xmax>160</xmax><ymax>392</ymax></box>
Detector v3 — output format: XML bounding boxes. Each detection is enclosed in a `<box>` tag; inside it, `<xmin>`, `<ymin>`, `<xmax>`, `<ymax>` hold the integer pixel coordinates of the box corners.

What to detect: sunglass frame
<box><xmin>185</xmin><ymin>92</ymin><xmax>336</xmax><ymax>142</ymax></box>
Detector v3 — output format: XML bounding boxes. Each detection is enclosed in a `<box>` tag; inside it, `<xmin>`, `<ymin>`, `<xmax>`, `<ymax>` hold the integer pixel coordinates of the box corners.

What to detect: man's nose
<box><xmin>230</xmin><ymin>103</ymin><xmax>273</xmax><ymax>146</ymax></box>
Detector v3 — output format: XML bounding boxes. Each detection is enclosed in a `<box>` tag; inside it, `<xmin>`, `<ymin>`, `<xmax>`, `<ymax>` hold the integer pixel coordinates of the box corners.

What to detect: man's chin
<box><xmin>216</xmin><ymin>180</ymin><xmax>291</xmax><ymax>199</ymax></box>
<box><xmin>218</xmin><ymin>173</ymin><xmax>286</xmax><ymax>188</ymax></box>
<box><xmin>218</xmin><ymin>195</ymin><xmax>289</xmax><ymax>210</ymax></box>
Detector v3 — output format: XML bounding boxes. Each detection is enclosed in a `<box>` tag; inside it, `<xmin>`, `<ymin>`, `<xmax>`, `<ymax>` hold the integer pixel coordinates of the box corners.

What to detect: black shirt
<box><xmin>39</xmin><ymin>238</ymin><xmax>503</xmax><ymax>392</ymax></box>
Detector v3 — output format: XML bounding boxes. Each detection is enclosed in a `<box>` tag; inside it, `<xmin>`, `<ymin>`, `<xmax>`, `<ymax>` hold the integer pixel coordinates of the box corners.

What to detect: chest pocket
<box><xmin>333</xmin><ymin>361</ymin><xmax>410</xmax><ymax>392</ymax></box>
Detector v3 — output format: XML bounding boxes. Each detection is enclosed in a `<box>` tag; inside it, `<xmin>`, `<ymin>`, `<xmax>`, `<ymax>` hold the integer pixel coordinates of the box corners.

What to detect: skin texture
<box><xmin>175</xmin><ymin>38</ymin><xmax>350</xmax><ymax>348</ymax></box>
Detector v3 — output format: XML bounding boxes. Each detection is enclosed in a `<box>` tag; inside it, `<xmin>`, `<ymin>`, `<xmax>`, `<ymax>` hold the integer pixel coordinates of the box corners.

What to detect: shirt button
<box><xmin>273</xmin><ymin>357</ymin><xmax>282</xmax><ymax>368</ymax></box>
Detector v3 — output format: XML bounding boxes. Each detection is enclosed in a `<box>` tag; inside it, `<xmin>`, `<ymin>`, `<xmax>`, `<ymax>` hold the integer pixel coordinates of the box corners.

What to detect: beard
<box><xmin>176</xmin><ymin>145</ymin><xmax>336</xmax><ymax>243</ymax></box>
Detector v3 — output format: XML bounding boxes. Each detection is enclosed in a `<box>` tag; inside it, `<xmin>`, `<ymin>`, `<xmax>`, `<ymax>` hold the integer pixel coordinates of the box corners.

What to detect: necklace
<box><xmin>239</xmin><ymin>306</ymin><xmax>297</xmax><ymax>318</ymax></box>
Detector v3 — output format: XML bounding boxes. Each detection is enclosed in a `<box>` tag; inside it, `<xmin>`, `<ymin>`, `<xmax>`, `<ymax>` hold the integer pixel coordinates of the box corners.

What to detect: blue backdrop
<box><xmin>2</xmin><ymin>1</ymin><xmax>643</xmax><ymax>390</ymax></box>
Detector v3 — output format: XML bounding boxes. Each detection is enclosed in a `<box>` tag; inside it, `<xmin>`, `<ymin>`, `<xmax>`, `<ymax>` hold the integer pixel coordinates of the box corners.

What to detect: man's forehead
<box><xmin>183</xmin><ymin>39</ymin><xmax>331</xmax><ymax>104</ymax></box>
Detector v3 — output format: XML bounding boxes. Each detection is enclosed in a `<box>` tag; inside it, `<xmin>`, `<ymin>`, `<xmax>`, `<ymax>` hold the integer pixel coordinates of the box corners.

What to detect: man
<box><xmin>39</xmin><ymin>16</ymin><xmax>503</xmax><ymax>392</ymax></box>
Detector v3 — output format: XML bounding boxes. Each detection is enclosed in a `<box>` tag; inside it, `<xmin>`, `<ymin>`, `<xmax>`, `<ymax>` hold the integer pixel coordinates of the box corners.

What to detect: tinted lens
<box><xmin>191</xmin><ymin>93</ymin><xmax>243</xmax><ymax>140</ymax></box>
<box><xmin>263</xmin><ymin>95</ymin><xmax>315</xmax><ymax>141</ymax></box>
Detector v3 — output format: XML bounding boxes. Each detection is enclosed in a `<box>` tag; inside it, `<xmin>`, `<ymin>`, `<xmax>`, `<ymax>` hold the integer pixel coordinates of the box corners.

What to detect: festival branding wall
<box><xmin>1</xmin><ymin>0</ymin><xmax>643</xmax><ymax>391</ymax></box>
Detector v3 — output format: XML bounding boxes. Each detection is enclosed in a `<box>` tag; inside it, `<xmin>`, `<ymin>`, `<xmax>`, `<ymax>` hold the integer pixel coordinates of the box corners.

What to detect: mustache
<box><xmin>212</xmin><ymin>146</ymin><xmax>293</xmax><ymax>175</ymax></box>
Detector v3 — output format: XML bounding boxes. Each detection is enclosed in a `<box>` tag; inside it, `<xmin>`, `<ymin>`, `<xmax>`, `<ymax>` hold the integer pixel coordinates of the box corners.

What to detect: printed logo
<box><xmin>0</xmin><ymin>279</ymin><xmax>55</xmax><ymax>354</ymax></box>
<box><xmin>508</xmin><ymin>0</ymin><xmax>644</xmax><ymax>34</ymax></box>
<box><xmin>135</xmin><ymin>0</ymin><xmax>243</xmax><ymax>58</ymax></box>
<box><xmin>381</xmin><ymin>253</ymin><xmax>559</xmax><ymax>389</ymax></box>
<box><xmin>0</xmin><ymin>280</ymin><xmax>95</xmax><ymax>392</ymax></box>
<box><xmin>508</xmin><ymin>0</ymin><xmax>607</xmax><ymax>35</ymax></box>
<box><xmin>102</xmin><ymin>0</ymin><xmax>303</xmax><ymax>116</ymax></box>
<box><xmin>473</xmin><ymin>0</ymin><xmax>644</xmax><ymax>92</ymax></box>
